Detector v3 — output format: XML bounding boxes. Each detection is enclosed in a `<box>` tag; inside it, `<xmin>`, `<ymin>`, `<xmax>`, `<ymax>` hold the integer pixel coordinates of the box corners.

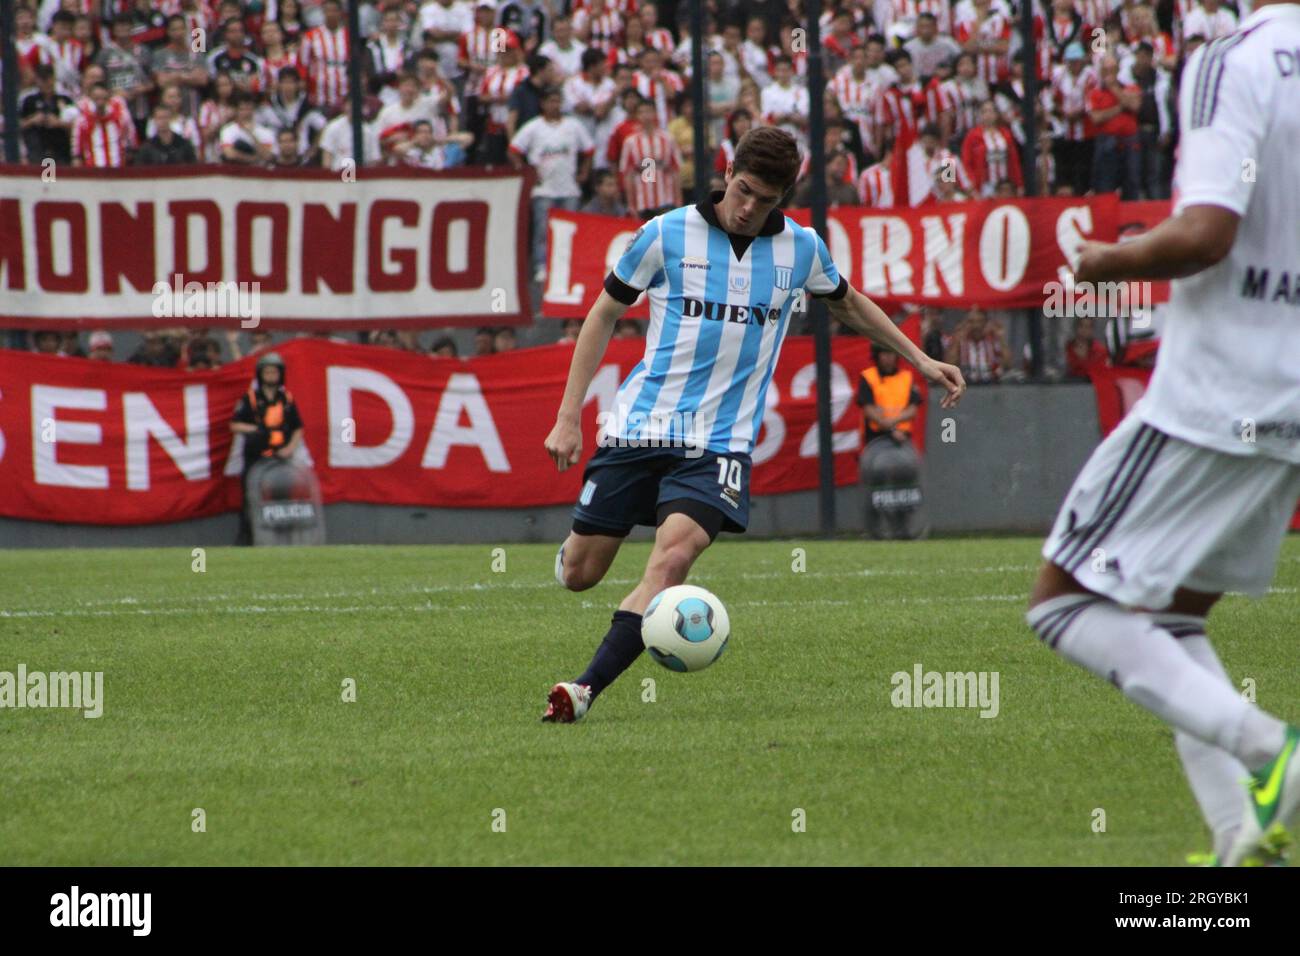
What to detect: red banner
<box><xmin>542</xmin><ymin>196</ymin><xmax>1126</xmax><ymax>317</ymax></box>
<box><xmin>0</xmin><ymin>336</ymin><xmax>881</xmax><ymax>525</ymax></box>
<box><xmin>1087</xmin><ymin>363</ymin><xmax>1154</xmax><ymax>437</ymax></box>
<box><xmin>0</xmin><ymin>165</ymin><xmax>533</xmax><ymax>330</ymax></box>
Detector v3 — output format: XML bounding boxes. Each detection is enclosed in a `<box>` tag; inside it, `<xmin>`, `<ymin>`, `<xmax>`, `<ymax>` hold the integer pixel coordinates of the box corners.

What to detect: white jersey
<box><xmin>1137</xmin><ymin>4</ymin><xmax>1300</xmax><ymax>464</ymax></box>
<box><xmin>603</xmin><ymin>197</ymin><xmax>845</xmax><ymax>455</ymax></box>
<box><xmin>508</xmin><ymin>115</ymin><xmax>593</xmax><ymax>198</ymax></box>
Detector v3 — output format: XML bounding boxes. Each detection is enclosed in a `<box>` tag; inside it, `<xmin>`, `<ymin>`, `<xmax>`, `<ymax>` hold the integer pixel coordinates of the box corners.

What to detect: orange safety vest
<box><xmin>862</xmin><ymin>366</ymin><xmax>915</xmax><ymax>435</ymax></box>
<box><xmin>248</xmin><ymin>384</ymin><xmax>294</xmax><ymax>456</ymax></box>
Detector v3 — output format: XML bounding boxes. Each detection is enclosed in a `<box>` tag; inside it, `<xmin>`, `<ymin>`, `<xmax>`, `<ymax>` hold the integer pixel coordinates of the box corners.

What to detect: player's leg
<box><xmin>543</xmin><ymin>448</ymin><xmax>673</xmax><ymax>722</ymax></box>
<box><xmin>554</xmin><ymin>529</ymin><xmax>623</xmax><ymax>592</ymax></box>
<box><xmin>1143</xmin><ymin>588</ymin><xmax>1259</xmax><ymax>864</ymax></box>
<box><xmin>562</xmin><ymin>450</ymin><xmax>750</xmax><ymax>699</ymax></box>
<box><xmin>1026</xmin><ymin>419</ymin><xmax>1300</xmax><ymax>862</ymax></box>
<box><xmin>553</xmin><ymin>446</ymin><xmax>663</xmax><ymax>592</ymax></box>
<box><xmin>572</xmin><ymin>507</ymin><xmax>716</xmax><ymax>693</ymax></box>
<box><xmin>544</xmin><ymin>506</ymin><xmax>720</xmax><ymax>723</ymax></box>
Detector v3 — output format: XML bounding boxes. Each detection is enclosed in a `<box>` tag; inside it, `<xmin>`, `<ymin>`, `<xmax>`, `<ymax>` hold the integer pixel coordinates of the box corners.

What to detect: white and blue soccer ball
<box><xmin>641</xmin><ymin>585</ymin><xmax>730</xmax><ymax>673</ymax></box>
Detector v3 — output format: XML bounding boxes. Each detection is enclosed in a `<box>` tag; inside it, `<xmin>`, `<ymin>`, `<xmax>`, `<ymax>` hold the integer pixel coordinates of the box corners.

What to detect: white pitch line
<box><xmin>6</xmin><ymin>576</ymin><xmax>1294</xmax><ymax>619</ymax></box>
<box><xmin>24</xmin><ymin>564</ymin><xmax>1041</xmax><ymax>613</ymax></box>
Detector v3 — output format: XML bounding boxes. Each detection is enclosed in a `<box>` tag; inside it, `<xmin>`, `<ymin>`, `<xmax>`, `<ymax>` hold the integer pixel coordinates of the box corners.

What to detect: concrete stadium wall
<box><xmin>0</xmin><ymin>384</ymin><xmax>1100</xmax><ymax>548</ymax></box>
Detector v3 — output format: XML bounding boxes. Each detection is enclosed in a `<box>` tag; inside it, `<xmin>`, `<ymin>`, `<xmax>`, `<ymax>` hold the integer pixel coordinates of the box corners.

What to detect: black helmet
<box><xmin>256</xmin><ymin>350</ymin><xmax>285</xmax><ymax>383</ymax></box>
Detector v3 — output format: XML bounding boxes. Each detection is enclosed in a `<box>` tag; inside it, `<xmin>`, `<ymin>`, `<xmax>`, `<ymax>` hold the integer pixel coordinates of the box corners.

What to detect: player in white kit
<box><xmin>1027</xmin><ymin>0</ymin><xmax>1300</xmax><ymax>866</ymax></box>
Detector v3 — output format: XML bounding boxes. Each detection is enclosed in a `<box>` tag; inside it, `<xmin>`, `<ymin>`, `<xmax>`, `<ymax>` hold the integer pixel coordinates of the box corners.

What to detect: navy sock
<box><xmin>575</xmin><ymin>610</ymin><xmax>644</xmax><ymax>699</ymax></box>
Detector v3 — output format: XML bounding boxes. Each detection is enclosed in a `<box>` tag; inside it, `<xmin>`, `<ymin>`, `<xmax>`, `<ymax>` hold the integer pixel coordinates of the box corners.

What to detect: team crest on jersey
<box><xmin>729</xmin><ymin>274</ymin><xmax>749</xmax><ymax>292</ymax></box>
<box><xmin>774</xmin><ymin>266</ymin><xmax>793</xmax><ymax>290</ymax></box>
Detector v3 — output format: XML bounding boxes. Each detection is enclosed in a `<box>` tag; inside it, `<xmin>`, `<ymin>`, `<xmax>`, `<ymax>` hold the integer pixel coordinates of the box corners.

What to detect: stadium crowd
<box><xmin>4</xmin><ymin>0</ymin><xmax>1214</xmax><ymax>378</ymax></box>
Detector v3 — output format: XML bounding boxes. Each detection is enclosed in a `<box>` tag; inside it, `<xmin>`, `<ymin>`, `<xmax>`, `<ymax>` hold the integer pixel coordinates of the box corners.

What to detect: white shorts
<box><xmin>1043</xmin><ymin>413</ymin><xmax>1300</xmax><ymax>609</ymax></box>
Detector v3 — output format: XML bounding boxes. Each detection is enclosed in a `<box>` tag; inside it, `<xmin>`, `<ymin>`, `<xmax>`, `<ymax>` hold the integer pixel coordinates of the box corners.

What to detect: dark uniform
<box><xmin>232</xmin><ymin>352</ymin><xmax>303</xmax><ymax>544</ymax></box>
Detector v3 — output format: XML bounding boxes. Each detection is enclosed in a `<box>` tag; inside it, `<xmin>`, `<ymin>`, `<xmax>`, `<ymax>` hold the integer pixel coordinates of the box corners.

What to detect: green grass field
<box><xmin>2</xmin><ymin>537</ymin><xmax>1297</xmax><ymax>866</ymax></box>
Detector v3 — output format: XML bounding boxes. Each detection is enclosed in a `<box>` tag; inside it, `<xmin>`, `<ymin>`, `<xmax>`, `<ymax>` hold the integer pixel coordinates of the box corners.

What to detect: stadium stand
<box><xmin>3</xmin><ymin>0</ymin><xmax>1199</xmax><ymax>370</ymax></box>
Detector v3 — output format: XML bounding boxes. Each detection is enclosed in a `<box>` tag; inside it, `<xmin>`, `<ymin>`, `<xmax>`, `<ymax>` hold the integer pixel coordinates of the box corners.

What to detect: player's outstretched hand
<box><xmin>919</xmin><ymin>358</ymin><xmax>966</xmax><ymax>409</ymax></box>
<box><xmin>544</xmin><ymin>418</ymin><xmax>582</xmax><ymax>472</ymax></box>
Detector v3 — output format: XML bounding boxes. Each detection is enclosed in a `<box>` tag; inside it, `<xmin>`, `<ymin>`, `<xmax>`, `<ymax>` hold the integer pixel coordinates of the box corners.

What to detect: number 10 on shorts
<box><xmin>716</xmin><ymin>457</ymin><xmax>742</xmax><ymax>492</ymax></box>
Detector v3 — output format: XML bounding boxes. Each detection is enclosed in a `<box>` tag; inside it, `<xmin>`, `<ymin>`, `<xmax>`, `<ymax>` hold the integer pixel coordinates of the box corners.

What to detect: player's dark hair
<box><xmin>732</xmin><ymin>126</ymin><xmax>801</xmax><ymax>197</ymax></box>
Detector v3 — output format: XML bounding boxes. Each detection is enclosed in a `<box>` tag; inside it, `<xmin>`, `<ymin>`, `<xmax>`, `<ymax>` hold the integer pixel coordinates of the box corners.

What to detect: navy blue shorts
<box><xmin>571</xmin><ymin>444</ymin><xmax>752</xmax><ymax>537</ymax></box>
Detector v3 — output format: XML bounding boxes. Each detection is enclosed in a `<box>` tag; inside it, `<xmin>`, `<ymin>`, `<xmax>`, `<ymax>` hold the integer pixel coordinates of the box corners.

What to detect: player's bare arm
<box><xmin>826</xmin><ymin>284</ymin><xmax>967</xmax><ymax>409</ymax></box>
<box><xmin>544</xmin><ymin>289</ymin><xmax>629</xmax><ymax>471</ymax></box>
<box><xmin>1075</xmin><ymin>204</ymin><xmax>1239</xmax><ymax>282</ymax></box>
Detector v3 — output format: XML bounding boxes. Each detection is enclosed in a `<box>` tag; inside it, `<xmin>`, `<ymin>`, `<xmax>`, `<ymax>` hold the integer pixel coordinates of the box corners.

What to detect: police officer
<box><xmin>858</xmin><ymin>345</ymin><xmax>923</xmax><ymax>446</ymax></box>
<box><xmin>231</xmin><ymin>352</ymin><xmax>304</xmax><ymax>545</ymax></box>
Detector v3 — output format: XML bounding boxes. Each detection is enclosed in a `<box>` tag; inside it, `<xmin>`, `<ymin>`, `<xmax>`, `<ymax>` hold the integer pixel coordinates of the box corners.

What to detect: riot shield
<box><xmin>245</xmin><ymin>458</ymin><xmax>326</xmax><ymax>546</ymax></box>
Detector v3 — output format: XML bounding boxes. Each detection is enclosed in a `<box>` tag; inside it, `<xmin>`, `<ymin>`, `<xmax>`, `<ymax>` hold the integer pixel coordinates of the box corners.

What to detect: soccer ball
<box><xmin>641</xmin><ymin>585</ymin><xmax>730</xmax><ymax>673</ymax></box>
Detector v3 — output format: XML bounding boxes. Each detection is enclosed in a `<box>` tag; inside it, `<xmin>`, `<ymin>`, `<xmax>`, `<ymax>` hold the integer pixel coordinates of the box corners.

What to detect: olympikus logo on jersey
<box><xmin>681</xmin><ymin>297</ymin><xmax>782</xmax><ymax>325</ymax></box>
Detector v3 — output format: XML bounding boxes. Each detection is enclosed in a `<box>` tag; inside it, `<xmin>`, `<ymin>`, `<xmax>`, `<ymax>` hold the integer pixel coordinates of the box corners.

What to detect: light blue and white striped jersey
<box><xmin>602</xmin><ymin>192</ymin><xmax>846</xmax><ymax>456</ymax></box>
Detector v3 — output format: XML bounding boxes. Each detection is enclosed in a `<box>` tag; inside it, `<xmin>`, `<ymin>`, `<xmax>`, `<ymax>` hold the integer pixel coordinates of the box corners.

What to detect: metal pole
<box><xmin>1</xmin><ymin>0</ymin><xmax>20</xmax><ymax>163</ymax></box>
<box><xmin>805</xmin><ymin>0</ymin><xmax>836</xmax><ymax>536</ymax></box>
<box><xmin>1018</xmin><ymin>0</ymin><xmax>1038</xmax><ymax>196</ymax></box>
<box><xmin>1018</xmin><ymin>3</ymin><xmax>1042</xmax><ymax>375</ymax></box>
<box><xmin>347</xmin><ymin>0</ymin><xmax>365</xmax><ymax>166</ymax></box>
<box><xmin>690</xmin><ymin>0</ymin><xmax>707</xmax><ymax>203</ymax></box>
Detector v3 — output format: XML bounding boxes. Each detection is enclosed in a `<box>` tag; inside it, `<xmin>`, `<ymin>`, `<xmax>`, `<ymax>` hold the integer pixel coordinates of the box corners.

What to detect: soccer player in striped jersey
<box><xmin>1028</xmin><ymin>0</ymin><xmax>1300</xmax><ymax>866</ymax></box>
<box><xmin>541</xmin><ymin>127</ymin><xmax>967</xmax><ymax>722</ymax></box>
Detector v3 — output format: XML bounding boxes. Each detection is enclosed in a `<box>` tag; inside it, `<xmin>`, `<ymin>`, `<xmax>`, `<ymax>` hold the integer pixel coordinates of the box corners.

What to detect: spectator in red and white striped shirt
<box><xmin>477</xmin><ymin>36</ymin><xmax>529</xmax><ymax>161</ymax></box>
<box><xmin>631</xmin><ymin>46</ymin><xmax>683</xmax><ymax>130</ymax></box>
<box><xmin>457</xmin><ymin>2</ymin><xmax>499</xmax><ymax>94</ymax></box>
<box><xmin>73</xmin><ymin>82</ymin><xmax>135</xmax><ymax>167</ymax></box>
<box><xmin>638</xmin><ymin>3</ymin><xmax>675</xmax><ymax>56</ymax></box>
<box><xmin>946</xmin><ymin>306</ymin><xmax>1007</xmax><ymax>383</ymax></box>
<box><xmin>954</xmin><ymin>0</ymin><xmax>1012</xmax><ymax>86</ymax></box>
<box><xmin>573</xmin><ymin>0</ymin><xmax>623</xmax><ymax>54</ymax></box>
<box><xmin>961</xmin><ymin>99</ymin><xmax>1023</xmax><ymax>197</ymax></box>
<box><xmin>298</xmin><ymin>0</ymin><xmax>350</xmax><ymax>109</ymax></box>
<box><xmin>858</xmin><ymin>141</ymin><xmax>895</xmax><ymax>206</ymax></box>
<box><xmin>831</xmin><ymin>46</ymin><xmax>882</xmax><ymax>160</ymax></box>
<box><xmin>1051</xmin><ymin>42</ymin><xmax>1097</xmax><ymax>196</ymax></box>
<box><xmin>258</xmin><ymin>19</ymin><xmax>303</xmax><ymax>93</ymax></box>
<box><xmin>875</xmin><ymin>50</ymin><xmax>926</xmax><ymax>154</ymax></box>
<box><xmin>39</xmin><ymin>11</ymin><xmax>85</xmax><ymax>97</ymax></box>
<box><xmin>620</xmin><ymin>97</ymin><xmax>682</xmax><ymax>218</ymax></box>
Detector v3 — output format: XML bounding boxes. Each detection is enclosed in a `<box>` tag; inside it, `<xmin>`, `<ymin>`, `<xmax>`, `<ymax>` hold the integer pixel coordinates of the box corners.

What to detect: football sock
<box><xmin>575</xmin><ymin>610</ymin><xmax>644</xmax><ymax>699</ymax></box>
<box><xmin>1028</xmin><ymin>595</ymin><xmax>1286</xmax><ymax>771</ymax></box>
<box><xmin>1147</xmin><ymin>614</ymin><xmax>1246</xmax><ymax>861</ymax></box>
